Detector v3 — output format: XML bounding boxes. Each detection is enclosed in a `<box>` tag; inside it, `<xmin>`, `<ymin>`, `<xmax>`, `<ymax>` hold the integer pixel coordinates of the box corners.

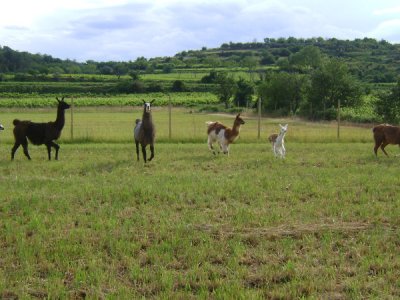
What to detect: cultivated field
<box><xmin>0</xmin><ymin>108</ymin><xmax>399</xmax><ymax>298</ymax></box>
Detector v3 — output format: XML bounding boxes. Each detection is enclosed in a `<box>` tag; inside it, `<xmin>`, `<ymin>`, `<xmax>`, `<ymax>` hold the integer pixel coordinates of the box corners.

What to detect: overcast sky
<box><xmin>1</xmin><ymin>0</ymin><xmax>400</xmax><ymax>62</ymax></box>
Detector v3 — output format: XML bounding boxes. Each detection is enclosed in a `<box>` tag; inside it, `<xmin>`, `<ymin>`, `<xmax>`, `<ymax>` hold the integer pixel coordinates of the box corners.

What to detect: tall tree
<box><xmin>234</xmin><ymin>77</ymin><xmax>254</xmax><ymax>107</ymax></box>
<box><xmin>307</xmin><ymin>58</ymin><xmax>361</xmax><ymax>119</ymax></box>
<box><xmin>375</xmin><ymin>78</ymin><xmax>400</xmax><ymax>123</ymax></box>
<box><xmin>289</xmin><ymin>45</ymin><xmax>323</xmax><ymax>71</ymax></box>
<box><xmin>215</xmin><ymin>72</ymin><xmax>236</xmax><ymax>109</ymax></box>
<box><xmin>258</xmin><ymin>72</ymin><xmax>308</xmax><ymax>115</ymax></box>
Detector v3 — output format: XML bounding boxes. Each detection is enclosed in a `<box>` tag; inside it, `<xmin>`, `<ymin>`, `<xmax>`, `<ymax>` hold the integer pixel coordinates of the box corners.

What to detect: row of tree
<box><xmin>2</xmin><ymin>36</ymin><xmax>400</xmax><ymax>83</ymax></box>
<box><xmin>208</xmin><ymin>45</ymin><xmax>400</xmax><ymax>122</ymax></box>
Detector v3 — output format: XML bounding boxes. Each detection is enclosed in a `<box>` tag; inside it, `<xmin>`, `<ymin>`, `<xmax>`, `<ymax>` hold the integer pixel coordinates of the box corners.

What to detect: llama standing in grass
<box><xmin>11</xmin><ymin>97</ymin><xmax>70</xmax><ymax>160</ymax></box>
<box><xmin>372</xmin><ymin>123</ymin><xmax>400</xmax><ymax>156</ymax></box>
<box><xmin>134</xmin><ymin>100</ymin><xmax>155</xmax><ymax>162</ymax></box>
<box><xmin>206</xmin><ymin>113</ymin><xmax>245</xmax><ymax>155</ymax></box>
<box><xmin>272</xmin><ymin>124</ymin><xmax>288</xmax><ymax>158</ymax></box>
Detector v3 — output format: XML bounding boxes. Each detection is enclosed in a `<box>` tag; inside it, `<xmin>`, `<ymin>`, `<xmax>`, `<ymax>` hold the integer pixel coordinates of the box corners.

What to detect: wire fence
<box><xmin>0</xmin><ymin>98</ymin><xmax>373</xmax><ymax>145</ymax></box>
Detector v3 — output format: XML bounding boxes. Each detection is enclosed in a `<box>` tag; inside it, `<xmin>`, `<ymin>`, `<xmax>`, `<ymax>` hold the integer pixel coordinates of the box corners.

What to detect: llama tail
<box><xmin>205</xmin><ymin>121</ymin><xmax>216</xmax><ymax>127</ymax></box>
<box><xmin>13</xmin><ymin>119</ymin><xmax>21</xmax><ymax>126</ymax></box>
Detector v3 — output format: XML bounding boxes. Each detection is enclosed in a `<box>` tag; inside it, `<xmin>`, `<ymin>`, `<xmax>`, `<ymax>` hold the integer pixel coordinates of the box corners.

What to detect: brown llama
<box><xmin>372</xmin><ymin>123</ymin><xmax>400</xmax><ymax>156</ymax></box>
<box><xmin>11</xmin><ymin>97</ymin><xmax>70</xmax><ymax>160</ymax></box>
<box><xmin>206</xmin><ymin>113</ymin><xmax>245</xmax><ymax>155</ymax></box>
<box><xmin>134</xmin><ymin>100</ymin><xmax>155</xmax><ymax>162</ymax></box>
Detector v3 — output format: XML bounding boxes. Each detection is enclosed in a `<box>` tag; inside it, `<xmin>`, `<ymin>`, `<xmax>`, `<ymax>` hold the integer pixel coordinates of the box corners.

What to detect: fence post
<box><xmin>258</xmin><ymin>97</ymin><xmax>262</xmax><ymax>139</ymax></box>
<box><xmin>168</xmin><ymin>94</ymin><xmax>172</xmax><ymax>140</ymax></box>
<box><xmin>70</xmin><ymin>96</ymin><xmax>74</xmax><ymax>141</ymax></box>
<box><xmin>337</xmin><ymin>98</ymin><xmax>341</xmax><ymax>139</ymax></box>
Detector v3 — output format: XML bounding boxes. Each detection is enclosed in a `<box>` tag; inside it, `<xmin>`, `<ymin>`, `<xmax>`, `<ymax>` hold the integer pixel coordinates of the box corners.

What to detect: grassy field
<box><xmin>0</xmin><ymin>108</ymin><xmax>399</xmax><ymax>298</ymax></box>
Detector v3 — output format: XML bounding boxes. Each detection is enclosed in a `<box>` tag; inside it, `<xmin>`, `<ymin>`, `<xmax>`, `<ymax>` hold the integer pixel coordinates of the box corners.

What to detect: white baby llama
<box><xmin>273</xmin><ymin>124</ymin><xmax>288</xmax><ymax>158</ymax></box>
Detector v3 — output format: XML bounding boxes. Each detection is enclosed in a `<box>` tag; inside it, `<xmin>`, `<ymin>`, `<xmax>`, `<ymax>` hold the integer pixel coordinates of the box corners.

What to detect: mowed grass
<box><xmin>0</xmin><ymin>107</ymin><xmax>396</xmax><ymax>297</ymax></box>
<box><xmin>0</xmin><ymin>140</ymin><xmax>399</xmax><ymax>298</ymax></box>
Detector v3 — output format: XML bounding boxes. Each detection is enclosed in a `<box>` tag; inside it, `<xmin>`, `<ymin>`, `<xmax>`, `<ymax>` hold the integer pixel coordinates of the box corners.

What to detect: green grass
<box><xmin>0</xmin><ymin>107</ymin><xmax>396</xmax><ymax>297</ymax></box>
<box><xmin>0</xmin><ymin>142</ymin><xmax>399</xmax><ymax>298</ymax></box>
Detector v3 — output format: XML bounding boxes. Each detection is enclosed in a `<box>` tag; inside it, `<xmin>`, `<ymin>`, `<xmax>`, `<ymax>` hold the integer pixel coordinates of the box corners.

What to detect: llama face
<box><xmin>144</xmin><ymin>102</ymin><xmax>151</xmax><ymax>113</ymax></box>
<box><xmin>235</xmin><ymin>114</ymin><xmax>245</xmax><ymax>125</ymax></box>
<box><xmin>143</xmin><ymin>99</ymin><xmax>155</xmax><ymax>113</ymax></box>
<box><xmin>56</xmin><ymin>97</ymin><xmax>70</xmax><ymax>110</ymax></box>
<box><xmin>0</xmin><ymin>123</ymin><xmax>3</xmax><ymax>130</ymax></box>
<box><xmin>279</xmin><ymin>124</ymin><xmax>288</xmax><ymax>134</ymax></box>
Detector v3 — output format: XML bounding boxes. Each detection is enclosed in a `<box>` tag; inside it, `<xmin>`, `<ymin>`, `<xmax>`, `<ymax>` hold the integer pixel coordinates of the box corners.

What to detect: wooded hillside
<box><xmin>1</xmin><ymin>37</ymin><xmax>399</xmax><ymax>84</ymax></box>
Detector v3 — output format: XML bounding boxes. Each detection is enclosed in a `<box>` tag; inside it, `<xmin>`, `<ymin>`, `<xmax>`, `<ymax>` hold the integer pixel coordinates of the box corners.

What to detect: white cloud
<box><xmin>369</xmin><ymin>19</ymin><xmax>400</xmax><ymax>42</ymax></box>
<box><xmin>373</xmin><ymin>6</ymin><xmax>400</xmax><ymax>16</ymax></box>
<box><xmin>1</xmin><ymin>0</ymin><xmax>400</xmax><ymax>61</ymax></box>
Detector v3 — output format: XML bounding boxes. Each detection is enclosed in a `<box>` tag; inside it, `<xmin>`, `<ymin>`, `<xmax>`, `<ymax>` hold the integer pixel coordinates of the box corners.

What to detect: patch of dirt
<box><xmin>190</xmin><ymin>221</ymin><xmax>375</xmax><ymax>240</ymax></box>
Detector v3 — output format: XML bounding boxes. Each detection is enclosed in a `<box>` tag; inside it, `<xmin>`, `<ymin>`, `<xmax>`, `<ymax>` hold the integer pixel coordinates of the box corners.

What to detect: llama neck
<box><xmin>141</xmin><ymin>112</ymin><xmax>153</xmax><ymax>128</ymax></box>
<box><xmin>226</xmin><ymin>121</ymin><xmax>242</xmax><ymax>142</ymax></box>
<box><xmin>276</xmin><ymin>132</ymin><xmax>286</xmax><ymax>143</ymax></box>
<box><xmin>55</xmin><ymin>107</ymin><xmax>66</xmax><ymax>130</ymax></box>
<box><xmin>232</xmin><ymin>121</ymin><xmax>242</xmax><ymax>136</ymax></box>
<box><xmin>142</xmin><ymin>111</ymin><xmax>151</xmax><ymax>120</ymax></box>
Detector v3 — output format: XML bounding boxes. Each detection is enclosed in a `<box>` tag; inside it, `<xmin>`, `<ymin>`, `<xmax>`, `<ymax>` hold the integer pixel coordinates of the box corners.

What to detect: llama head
<box><xmin>142</xmin><ymin>99</ymin><xmax>155</xmax><ymax>113</ymax></box>
<box><xmin>235</xmin><ymin>113</ymin><xmax>245</xmax><ymax>125</ymax></box>
<box><xmin>0</xmin><ymin>123</ymin><xmax>4</xmax><ymax>130</ymax></box>
<box><xmin>56</xmin><ymin>97</ymin><xmax>71</xmax><ymax>110</ymax></box>
<box><xmin>279</xmin><ymin>124</ymin><xmax>288</xmax><ymax>134</ymax></box>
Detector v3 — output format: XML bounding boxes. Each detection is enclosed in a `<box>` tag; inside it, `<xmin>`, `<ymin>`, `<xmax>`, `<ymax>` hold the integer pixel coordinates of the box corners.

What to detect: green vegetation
<box><xmin>0</xmin><ymin>93</ymin><xmax>218</xmax><ymax>108</ymax></box>
<box><xmin>0</xmin><ymin>140</ymin><xmax>399</xmax><ymax>298</ymax></box>
<box><xmin>2</xmin><ymin>37</ymin><xmax>400</xmax><ymax>123</ymax></box>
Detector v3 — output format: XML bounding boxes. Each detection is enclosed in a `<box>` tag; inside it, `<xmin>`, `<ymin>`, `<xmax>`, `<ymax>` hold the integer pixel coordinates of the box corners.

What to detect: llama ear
<box><xmin>142</xmin><ymin>100</ymin><xmax>146</xmax><ymax>104</ymax></box>
<box><xmin>236</xmin><ymin>113</ymin><xmax>241</xmax><ymax>117</ymax></box>
<box><xmin>150</xmin><ymin>99</ymin><xmax>155</xmax><ymax>104</ymax></box>
<box><xmin>56</xmin><ymin>97</ymin><xmax>60</xmax><ymax>103</ymax></box>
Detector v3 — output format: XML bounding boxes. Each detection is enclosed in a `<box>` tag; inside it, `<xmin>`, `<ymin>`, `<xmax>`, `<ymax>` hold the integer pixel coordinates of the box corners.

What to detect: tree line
<box><xmin>1</xmin><ymin>37</ymin><xmax>400</xmax><ymax>123</ymax></box>
<box><xmin>204</xmin><ymin>45</ymin><xmax>400</xmax><ymax>123</ymax></box>
<box><xmin>1</xmin><ymin>37</ymin><xmax>400</xmax><ymax>83</ymax></box>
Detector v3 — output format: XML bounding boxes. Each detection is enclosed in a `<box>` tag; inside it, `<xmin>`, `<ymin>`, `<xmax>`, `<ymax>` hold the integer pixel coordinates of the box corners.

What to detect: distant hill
<box><xmin>1</xmin><ymin>37</ymin><xmax>400</xmax><ymax>83</ymax></box>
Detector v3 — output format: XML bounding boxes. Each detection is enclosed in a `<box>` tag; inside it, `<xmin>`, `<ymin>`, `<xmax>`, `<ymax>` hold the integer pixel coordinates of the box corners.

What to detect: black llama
<box><xmin>11</xmin><ymin>97</ymin><xmax>70</xmax><ymax>160</ymax></box>
<box><xmin>134</xmin><ymin>100</ymin><xmax>155</xmax><ymax>162</ymax></box>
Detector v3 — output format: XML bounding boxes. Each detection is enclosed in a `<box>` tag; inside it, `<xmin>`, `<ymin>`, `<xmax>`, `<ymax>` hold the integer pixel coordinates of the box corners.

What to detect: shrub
<box><xmin>171</xmin><ymin>80</ymin><xmax>186</xmax><ymax>92</ymax></box>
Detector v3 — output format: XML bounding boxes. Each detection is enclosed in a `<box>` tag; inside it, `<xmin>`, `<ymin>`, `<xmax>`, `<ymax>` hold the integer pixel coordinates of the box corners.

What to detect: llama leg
<box><xmin>373</xmin><ymin>143</ymin><xmax>380</xmax><ymax>156</ymax></box>
<box><xmin>148</xmin><ymin>144</ymin><xmax>154</xmax><ymax>161</ymax></box>
<box><xmin>141</xmin><ymin>145</ymin><xmax>147</xmax><ymax>163</ymax></box>
<box><xmin>46</xmin><ymin>144</ymin><xmax>52</xmax><ymax>160</ymax></box>
<box><xmin>135</xmin><ymin>141</ymin><xmax>140</xmax><ymax>161</ymax></box>
<box><xmin>48</xmin><ymin>142</ymin><xmax>60</xmax><ymax>160</ymax></box>
<box><xmin>11</xmin><ymin>143</ymin><xmax>20</xmax><ymax>160</ymax></box>
<box><xmin>380</xmin><ymin>141</ymin><xmax>389</xmax><ymax>156</ymax></box>
<box><xmin>282</xmin><ymin>144</ymin><xmax>286</xmax><ymax>158</ymax></box>
<box><xmin>21</xmin><ymin>142</ymin><xmax>31</xmax><ymax>160</ymax></box>
<box><xmin>273</xmin><ymin>144</ymin><xmax>278</xmax><ymax>157</ymax></box>
<box><xmin>207</xmin><ymin>136</ymin><xmax>216</xmax><ymax>155</ymax></box>
<box><xmin>53</xmin><ymin>143</ymin><xmax>60</xmax><ymax>160</ymax></box>
<box><xmin>222</xmin><ymin>143</ymin><xmax>229</xmax><ymax>155</ymax></box>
